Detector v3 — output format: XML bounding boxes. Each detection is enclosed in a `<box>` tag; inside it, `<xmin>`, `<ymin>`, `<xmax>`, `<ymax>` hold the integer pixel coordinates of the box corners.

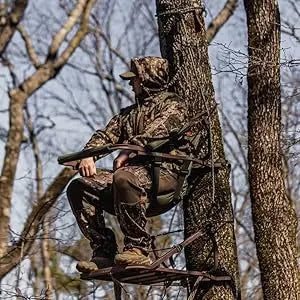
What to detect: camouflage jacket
<box><xmin>84</xmin><ymin>91</ymin><xmax>192</xmax><ymax>174</ymax></box>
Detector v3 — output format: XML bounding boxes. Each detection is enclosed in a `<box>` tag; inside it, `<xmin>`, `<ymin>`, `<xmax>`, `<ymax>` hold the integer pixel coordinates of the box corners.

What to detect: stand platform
<box><xmin>80</xmin><ymin>265</ymin><xmax>231</xmax><ymax>286</ymax></box>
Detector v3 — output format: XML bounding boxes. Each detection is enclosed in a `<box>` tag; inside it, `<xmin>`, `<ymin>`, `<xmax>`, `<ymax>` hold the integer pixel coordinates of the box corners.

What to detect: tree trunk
<box><xmin>41</xmin><ymin>218</ymin><xmax>54</xmax><ymax>300</ymax></box>
<box><xmin>156</xmin><ymin>1</ymin><xmax>240</xmax><ymax>298</ymax></box>
<box><xmin>244</xmin><ymin>0</ymin><xmax>300</xmax><ymax>298</ymax></box>
<box><xmin>29</xmin><ymin>249</ymin><xmax>41</xmax><ymax>298</ymax></box>
<box><xmin>0</xmin><ymin>92</ymin><xmax>26</xmax><ymax>257</ymax></box>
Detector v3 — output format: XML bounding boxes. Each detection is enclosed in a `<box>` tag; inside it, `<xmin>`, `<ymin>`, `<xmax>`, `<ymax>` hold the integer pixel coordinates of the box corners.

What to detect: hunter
<box><xmin>67</xmin><ymin>56</ymin><xmax>191</xmax><ymax>272</ymax></box>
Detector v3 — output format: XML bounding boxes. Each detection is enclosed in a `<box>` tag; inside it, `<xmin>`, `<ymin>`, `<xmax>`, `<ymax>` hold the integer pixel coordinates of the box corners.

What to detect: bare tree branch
<box><xmin>90</xmin><ymin>16</ymin><xmax>130</xmax><ymax>69</ymax></box>
<box><xmin>54</xmin><ymin>0</ymin><xmax>95</xmax><ymax>68</ymax></box>
<box><xmin>49</xmin><ymin>0</ymin><xmax>87</xmax><ymax>56</ymax></box>
<box><xmin>17</xmin><ymin>25</ymin><xmax>41</xmax><ymax>68</ymax></box>
<box><xmin>281</xmin><ymin>20</ymin><xmax>300</xmax><ymax>43</ymax></box>
<box><xmin>207</xmin><ymin>0</ymin><xmax>238</xmax><ymax>43</ymax></box>
<box><xmin>57</xmin><ymin>238</ymin><xmax>92</xmax><ymax>262</ymax></box>
<box><xmin>0</xmin><ymin>0</ymin><xmax>29</xmax><ymax>55</ymax></box>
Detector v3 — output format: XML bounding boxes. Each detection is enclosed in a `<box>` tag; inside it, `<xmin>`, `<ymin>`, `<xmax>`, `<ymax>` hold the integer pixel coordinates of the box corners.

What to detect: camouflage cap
<box><xmin>120</xmin><ymin>56</ymin><xmax>169</xmax><ymax>90</ymax></box>
<box><xmin>119</xmin><ymin>70</ymin><xmax>136</xmax><ymax>80</ymax></box>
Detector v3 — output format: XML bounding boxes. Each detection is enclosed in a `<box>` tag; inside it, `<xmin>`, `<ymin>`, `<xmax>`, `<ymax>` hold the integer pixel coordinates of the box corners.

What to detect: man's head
<box><xmin>120</xmin><ymin>56</ymin><xmax>169</xmax><ymax>96</ymax></box>
<box><xmin>128</xmin><ymin>76</ymin><xmax>143</xmax><ymax>96</ymax></box>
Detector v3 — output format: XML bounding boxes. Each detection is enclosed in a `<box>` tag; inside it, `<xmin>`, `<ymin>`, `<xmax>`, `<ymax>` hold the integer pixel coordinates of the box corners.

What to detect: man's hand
<box><xmin>78</xmin><ymin>157</ymin><xmax>96</xmax><ymax>177</ymax></box>
<box><xmin>113</xmin><ymin>150</ymin><xmax>130</xmax><ymax>171</ymax></box>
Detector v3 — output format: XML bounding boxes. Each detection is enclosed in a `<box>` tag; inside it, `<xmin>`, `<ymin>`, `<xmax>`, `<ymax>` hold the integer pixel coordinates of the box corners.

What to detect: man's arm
<box><xmin>79</xmin><ymin>113</ymin><xmax>123</xmax><ymax>177</ymax></box>
<box><xmin>84</xmin><ymin>113</ymin><xmax>123</xmax><ymax>149</ymax></box>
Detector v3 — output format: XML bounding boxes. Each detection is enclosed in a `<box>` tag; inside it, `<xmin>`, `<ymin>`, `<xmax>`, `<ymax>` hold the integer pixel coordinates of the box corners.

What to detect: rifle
<box><xmin>58</xmin><ymin>143</ymin><xmax>224</xmax><ymax>169</ymax></box>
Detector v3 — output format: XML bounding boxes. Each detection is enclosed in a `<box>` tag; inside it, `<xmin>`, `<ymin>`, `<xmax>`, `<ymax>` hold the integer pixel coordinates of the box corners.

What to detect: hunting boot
<box><xmin>76</xmin><ymin>228</ymin><xmax>118</xmax><ymax>273</ymax></box>
<box><xmin>115</xmin><ymin>248</ymin><xmax>151</xmax><ymax>265</ymax></box>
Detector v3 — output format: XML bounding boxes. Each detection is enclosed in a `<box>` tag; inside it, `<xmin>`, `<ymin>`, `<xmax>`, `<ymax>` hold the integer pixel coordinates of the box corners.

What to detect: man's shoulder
<box><xmin>158</xmin><ymin>92</ymin><xmax>185</xmax><ymax>107</ymax></box>
<box><xmin>120</xmin><ymin>104</ymin><xmax>137</xmax><ymax>115</ymax></box>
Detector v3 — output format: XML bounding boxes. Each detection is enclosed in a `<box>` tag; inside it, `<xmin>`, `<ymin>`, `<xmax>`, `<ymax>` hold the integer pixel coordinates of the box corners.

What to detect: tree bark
<box><xmin>244</xmin><ymin>0</ymin><xmax>300</xmax><ymax>298</ymax></box>
<box><xmin>156</xmin><ymin>1</ymin><xmax>240</xmax><ymax>298</ymax></box>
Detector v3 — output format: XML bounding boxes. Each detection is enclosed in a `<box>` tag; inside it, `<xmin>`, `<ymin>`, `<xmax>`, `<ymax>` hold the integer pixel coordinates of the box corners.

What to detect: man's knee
<box><xmin>113</xmin><ymin>169</ymin><xmax>142</xmax><ymax>204</ymax></box>
<box><xmin>113</xmin><ymin>169</ymin><xmax>138</xmax><ymax>188</ymax></box>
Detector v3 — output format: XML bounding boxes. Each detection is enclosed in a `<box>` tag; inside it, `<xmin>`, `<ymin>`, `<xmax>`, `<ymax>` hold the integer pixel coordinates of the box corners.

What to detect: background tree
<box><xmin>244</xmin><ymin>0</ymin><xmax>300</xmax><ymax>298</ymax></box>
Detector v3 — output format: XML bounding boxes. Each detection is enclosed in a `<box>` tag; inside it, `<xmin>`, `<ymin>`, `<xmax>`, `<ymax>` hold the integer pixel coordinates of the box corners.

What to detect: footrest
<box><xmin>80</xmin><ymin>265</ymin><xmax>231</xmax><ymax>285</ymax></box>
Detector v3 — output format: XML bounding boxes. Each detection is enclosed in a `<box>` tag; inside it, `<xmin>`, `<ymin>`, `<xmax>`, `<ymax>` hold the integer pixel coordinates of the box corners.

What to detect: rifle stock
<box><xmin>57</xmin><ymin>143</ymin><xmax>113</xmax><ymax>166</ymax></box>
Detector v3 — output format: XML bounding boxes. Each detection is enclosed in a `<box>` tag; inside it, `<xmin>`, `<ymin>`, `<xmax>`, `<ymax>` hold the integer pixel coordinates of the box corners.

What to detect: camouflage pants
<box><xmin>67</xmin><ymin>166</ymin><xmax>177</xmax><ymax>258</ymax></box>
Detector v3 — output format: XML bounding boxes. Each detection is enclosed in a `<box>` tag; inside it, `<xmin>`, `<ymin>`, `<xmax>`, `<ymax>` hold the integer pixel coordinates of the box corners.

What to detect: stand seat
<box><xmin>80</xmin><ymin>265</ymin><xmax>231</xmax><ymax>286</ymax></box>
